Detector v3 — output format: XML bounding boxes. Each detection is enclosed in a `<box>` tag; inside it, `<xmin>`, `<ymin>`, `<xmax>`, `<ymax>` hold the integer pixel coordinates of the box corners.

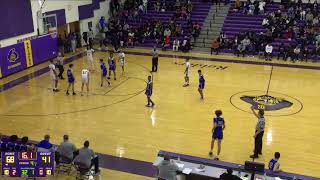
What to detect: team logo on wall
<box><xmin>240</xmin><ymin>95</ymin><xmax>293</xmax><ymax>111</ymax></box>
<box><xmin>7</xmin><ymin>48</ymin><xmax>19</xmax><ymax>63</ymax></box>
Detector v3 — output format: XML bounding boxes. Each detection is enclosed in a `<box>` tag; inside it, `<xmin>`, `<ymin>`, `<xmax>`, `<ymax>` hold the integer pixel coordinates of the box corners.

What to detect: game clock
<box><xmin>2</xmin><ymin>152</ymin><xmax>54</xmax><ymax>177</ymax></box>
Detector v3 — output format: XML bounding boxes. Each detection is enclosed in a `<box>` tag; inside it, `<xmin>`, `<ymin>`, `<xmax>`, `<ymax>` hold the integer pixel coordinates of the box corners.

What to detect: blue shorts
<box><xmin>145</xmin><ymin>90</ymin><xmax>152</xmax><ymax>96</ymax></box>
<box><xmin>68</xmin><ymin>79</ymin><xmax>75</xmax><ymax>84</ymax></box>
<box><xmin>212</xmin><ymin>131</ymin><xmax>223</xmax><ymax>140</ymax></box>
<box><xmin>109</xmin><ymin>66</ymin><xmax>116</xmax><ymax>71</ymax></box>
<box><xmin>102</xmin><ymin>72</ymin><xmax>107</xmax><ymax>77</ymax></box>
<box><xmin>199</xmin><ymin>84</ymin><xmax>205</xmax><ymax>90</ymax></box>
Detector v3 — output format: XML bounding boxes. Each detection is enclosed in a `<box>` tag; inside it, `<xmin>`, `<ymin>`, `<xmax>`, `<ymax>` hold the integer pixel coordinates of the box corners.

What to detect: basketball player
<box><xmin>81</xmin><ymin>68</ymin><xmax>90</xmax><ymax>96</ymax></box>
<box><xmin>108</xmin><ymin>52</ymin><xmax>116</xmax><ymax>80</ymax></box>
<box><xmin>56</xmin><ymin>52</ymin><xmax>65</xmax><ymax>79</ymax></box>
<box><xmin>66</xmin><ymin>64</ymin><xmax>76</xmax><ymax>95</ymax></box>
<box><xmin>209</xmin><ymin>110</ymin><xmax>225</xmax><ymax>160</ymax></box>
<box><xmin>183</xmin><ymin>58</ymin><xmax>190</xmax><ymax>87</ymax></box>
<box><xmin>268</xmin><ymin>152</ymin><xmax>282</xmax><ymax>172</ymax></box>
<box><xmin>49</xmin><ymin>59</ymin><xmax>59</xmax><ymax>92</ymax></box>
<box><xmin>99</xmin><ymin>59</ymin><xmax>111</xmax><ymax>87</ymax></box>
<box><xmin>145</xmin><ymin>75</ymin><xmax>155</xmax><ymax>107</ymax></box>
<box><xmin>118</xmin><ymin>50</ymin><xmax>126</xmax><ymax>75</ymax></box>
<box><xmin>86</xmin><ymin>48</ymin><xmax>94</xmax><ymax>71</ymax></box>
<box><xmin>198</xmin><ymin>70</ymin><xmax>205</xmax><ymax>99</ymax></box>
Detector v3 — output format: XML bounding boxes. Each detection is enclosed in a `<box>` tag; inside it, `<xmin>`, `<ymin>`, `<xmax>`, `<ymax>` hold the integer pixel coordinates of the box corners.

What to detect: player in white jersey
<box><xmin>49</xmin><ymin>59</ymin><xmax>59</xmax><ymax>92</ymax></box>
<box><xmin>183</xmin><ymin>58</ymin><xmax>190</xmax><ymax>87</ymax></box>
<box><xmin>81</xmin><ymin>68</ymin><xmax>90</xmax><ymax>96</ymax></box>
<box><xmin>86</xmin><ymin>48</ymin><xmax>94</xmax><ymax>71</ymax></box>
<box><xmin>118</xmin><ymin>50</ymin><xmax>125</xmax><ymax>75</ymax></box>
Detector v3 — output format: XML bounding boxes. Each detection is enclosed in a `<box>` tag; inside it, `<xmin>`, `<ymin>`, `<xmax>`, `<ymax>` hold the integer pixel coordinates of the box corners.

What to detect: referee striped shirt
<box><xmin>256</xmin><ymin>117</ymin><xmax>265</xmax><ymax>131</ymax></box>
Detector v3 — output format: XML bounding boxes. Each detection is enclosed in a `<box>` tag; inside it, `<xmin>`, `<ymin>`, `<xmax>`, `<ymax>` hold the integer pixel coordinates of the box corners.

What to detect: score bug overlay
<box><xmin>2</xmin><ymin>152</ymin><xmax>54</xmax><ymax>177</ymax></box>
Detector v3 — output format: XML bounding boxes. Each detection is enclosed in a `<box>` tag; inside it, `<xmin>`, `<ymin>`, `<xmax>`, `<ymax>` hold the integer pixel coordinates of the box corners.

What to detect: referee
<box><xmin>250</xmin><ymin>106</ymin><xmax>265</xmax><ymax>159</ymax></box>
<box><xmin>151</xmin><ymin>47</ymin><xmax>159</xmax><ymax>72</ymax></box>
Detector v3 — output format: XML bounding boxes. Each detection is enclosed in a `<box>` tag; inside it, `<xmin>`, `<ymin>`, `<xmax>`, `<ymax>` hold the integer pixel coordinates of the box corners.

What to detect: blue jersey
<box><xmin>145</xmin><ymin>80</ymin><xmax>153</xmax><ymax>96</ymax></box>
<box><xmin>67</xmin><ymin>68</ymin><xmax>74</xmax><ymax>83</ymax></box>
<box><xmin>199</xmin><ymin>74</ymin><xmax>205</xmax><ymax>89</ymax></box>
<box><xmin>268</xmin><ymin>158</ymin><xmax>278</xmax><ymax>171</ymax></box>
<box><xmin>100</xmin><ymin>62</ymin><xmax>108</xmax><ymax>76</ymax></box>
<box><xmin>108</xmin><ymin>57</ymin><xmax>116</xmax><ymax>70</ymax></box>
<box><xmin>213</xmin><ymin>116</ymin><xmax>224</xmax><ymax>139</ymax></box>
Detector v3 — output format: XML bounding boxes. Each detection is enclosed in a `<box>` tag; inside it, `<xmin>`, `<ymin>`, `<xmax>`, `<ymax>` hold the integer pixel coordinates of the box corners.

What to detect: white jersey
<box><xmin>87</xmin><ymin>49</ymin><xmax>93</xmax><ymax>61</ymax></box>
<box><xmin>49</xmin><ymin>64</ymin><xmax>56</xmax><ymax>79</ymax></box>
<box><xmin>185</xmin><ymin>61</ymin><xmax>190</xmax><ymax>76</ymax></box>
<box><xmin>81</xmin><ymin>69</ymin><xmax>89</xmax><ymax>82</ymax></box>
<box><xmin>119</xmin><ymin>52</ymin><xmax>125</xmax><ymax>65</ymax></box>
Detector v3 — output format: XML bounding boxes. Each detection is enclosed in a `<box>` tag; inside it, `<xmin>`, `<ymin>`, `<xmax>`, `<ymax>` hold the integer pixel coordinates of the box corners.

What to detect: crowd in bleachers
<box><xmin>212</xmin><ymin>0</ymin><xmax>320</xmax><ymax>62</ymax></box>
<box><xmin>96</xmin><ymin>0</ymin><xmax>206</xmax><ymax>52</ymax></box>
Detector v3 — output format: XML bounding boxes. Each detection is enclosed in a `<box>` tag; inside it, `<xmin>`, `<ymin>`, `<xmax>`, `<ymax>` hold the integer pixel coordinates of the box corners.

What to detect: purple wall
<box><xmin>44</xmin><ymin>9</ymin><xmax>66</xmax><ymax>27</ymax></box>
<box><xmin>0</xmin><ymin>34</ymin><xmax>58</xmax><ymax>77</ymax></box>
<box><xmin>31</xmin><ymin>34</ymin><xmax>58</xmax><ymax>65</ymax></box>
<box><xmin>0</xmin><ymin>0</ymin><xmax>34</xmax><ymax>40</ymax></box>
<box><xmin>0</xmin><ymin>43</ymin><xmax>28</xmax><ymax>77</ymax></box>
<box><xmin>78</xmin><ymin>4</ymin><xmax>94</xmax><ymax>20</ymax></box>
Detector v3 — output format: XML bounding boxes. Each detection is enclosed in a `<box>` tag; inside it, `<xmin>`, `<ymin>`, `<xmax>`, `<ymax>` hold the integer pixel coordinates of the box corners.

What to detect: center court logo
<box><xmin>240</xmin><ymin>95</ymin><xmax>293</xmax><ymax>111</ymax></box>
<box><xmin>7</xmin><ymin>48</ymin><xmax>19</xmax><ymax>63</ymax></box>
<box><xmin>230</xmin><ymin>90</ymin><xmax>303</xmax><ymax>116</ymax></box>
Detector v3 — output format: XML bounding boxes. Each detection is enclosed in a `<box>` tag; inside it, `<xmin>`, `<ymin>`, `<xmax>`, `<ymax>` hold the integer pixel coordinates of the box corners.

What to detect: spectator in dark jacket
<box><xmin>220</xmin><ymin>169</ymin><xmax>241</xmax><ymax>180</ymax></box>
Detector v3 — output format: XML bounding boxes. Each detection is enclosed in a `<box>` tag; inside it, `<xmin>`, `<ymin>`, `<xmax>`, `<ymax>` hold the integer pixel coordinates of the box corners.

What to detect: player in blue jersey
<box><xmin>198</xmin><ymin>70</ymin><xmax>205</xmax><ymax>99</ymax></box>
<box><xmin>209</xmin><ymin>110</ymin><xmax>225</xmax><ymax>160</ymax></box>
<box><xmin>66</xmin><ymin>64</ymin><xmax>76</xmax><ymax>95</ymax></box>
<box><xmin>99</xmin><ymin>59</ymin><xmax>111</xmax><ymax>87</ymax></box>
<box><xmin>145</xmin><ymin>75</ymin><xmax>155</xmax><ymax>107</ymax></box>
<box><xmin>268</xmin><ymin>152</ymin><xmax>282</xmax><ymax>172</ymax></box>
<box><xmin>108</xmin><ymin>52</ymin><xmax>117</xmax><ymax>80</ymax></box>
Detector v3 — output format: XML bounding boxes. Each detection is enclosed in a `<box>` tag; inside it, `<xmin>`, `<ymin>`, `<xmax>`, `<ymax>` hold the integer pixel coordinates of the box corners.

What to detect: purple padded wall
<box><xmin>0</xmin><ymin>0</ymin><xmax>34</xmax><ymax>40</ymax></box>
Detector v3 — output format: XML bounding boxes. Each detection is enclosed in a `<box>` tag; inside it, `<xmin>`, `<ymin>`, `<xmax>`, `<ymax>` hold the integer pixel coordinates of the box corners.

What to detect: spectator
<box><xmin>211</xmin><ymin>38</ymin><xmax>220</xmax><ymax>55</ymax></box>
<box><xmin>128</xmin><ymin>30</ymin><xmax>135</xmax><ymax>48</ymax></box>
<box><xmin>162</xmin><ymin>36</ymin><xmax>171</xmax><ymax>50</ymax></box>
<box><xmin>58</xmin><ymin>35</ymin><xmax>64</xmax><ymax>56</ymax></box>
<box><xmin>6</xmin><ymin>135</ymin><xmax>18</xmax><ymax>151</ymax></box>
<box><xmin>20</xmin><ymin>136</ymin><xmax>29</xmax><ymax>152</ymax></box>
<box><xmin>38</xmin><ymin>135</ymin><xmax>54</xmax><ymax>152</ymax></box>
<box><xmin>220</xmin><ymin>169</ymin><xmax>241</xmax><ymax>180</ymax></box>
<box><xmin>56</xmin><ymin>135</ymin><xmax>77</xmax><ymax>165</ymax></box>
<box><xmin>156</xmin><ymin>155</ymin><xmax>179</xmax><ymax>180</ymax></box>
<box><xmin>173</xmin><ymin>39</ymin><xmax>180</xmax><ymax>51</ymax></box>
<box><xmin>277</xmin><ymin>43</ymin><xmax>287</xmax><ymax>60</ymax></box>
<box><xmin>234</xmin><ymin>0</ymin><xmax>241</xmax><ymax>11</ymax></box>
<box><xmin>71</xmin><ymin>32</ymin><xmax>77</xmax><ymax>53</ymax></box>
<box><xmin>292</xmin><ymin>45</ymin><xmax>301</xmax><ymax>62</ymax></box>
<box><xmin>75</xmin><ymin>141</ymin><xmax>100</xmax><ymax>174</ymax></box>
<box><xmin>236</xmin><ymin>42</ymin><xmax>246</xmax><ymax>57</ymax></box>
<box><xmin>268</xmin><ymin>152</ymin><xmax>282</xmax><ymax>172</ymax></box>
<box><xmin>265</xmin><ymin>43</ymin><xmax>273</xmax><ymax>61</ymax></box>
<box><xmin>88</xmin><ymin>28</ymin><xmax>94</xmax><ymax>50</ymax></box>
<box><xmin>164</xmin><ymin>27</ymin><xmax>171</xmax><ymax>37</ymax></box>
<box><xmin>55</xmin><ymin>53</ymin><xmax>64</xmax><ymax>80</ymax></box>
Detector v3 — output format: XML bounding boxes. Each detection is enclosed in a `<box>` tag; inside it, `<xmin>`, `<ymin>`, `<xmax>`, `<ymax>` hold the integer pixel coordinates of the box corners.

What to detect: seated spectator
<box><xmin>38</xmin><ymin>134</ymin><xmax>54</xmax><ymax>152</ymax></box>
<box><xmin>220</xmin><ymin>168</ymin><xmax>241</xmax><ymax>180</ymax></box>
<box><xmin>234</xmin><ymin>0</ymin><xmax>241</xmax><ymax>11</ymax></box>
<box><xmin>173</xmin><ymin>39</ymin><xmax>180</xmax><ymax>51</ymax></box>
<box><xmin>268</xmin><ymin>152</ymin><xmax>282</xmax><ymax>172</ymax></box>
<box><xmin>7</xmin><ymin>135</ymin><xmax>18</xmax><ymax>152</ymax></box>
<box><xmin>292</xmin><ymin>45</ymin><xmax>301</xmax><ymax>62</ymax></box>
<box><xmin>155</xmin><ymin>0</ymin><xmax>161</xmax><ymax>12</ymax></box>
<box><xmin>211</xmin><ymin>38</ymin><xmax>220</xmax><ymax>55</ymax></box>
<box><xmin>156</xmin><ymin>155</ymin><xmax>179</xmax><ymax>180</ymax></box>
<box><xmin>181</xmin><ymin>36</ymin><xmax>191</xmax><ymax>52</ymax></box>
<box><xmin>186</xmin><ymin>0</ymin><xmax>192</xmax><ymax>13</ymax></box>
<box><xmin>236</xmin><ymin>42</ymin><xmax>246</xmax><ymax>57</ymax></box>
<box><xmin>128</xmin><ymin>30</ymin><xmax>135</xmax><ymax>48</ymax></box>
<box><xmin>265</xmin><ymin>44</ymin><xmax>273</xmax><ymax>61</ymax></box>
<box><xmin>75</xmin><ymin>141</ymin><xmax>100</xmax><ymax>174</ymax></box>
<box><xmin>262</xmin><ymin>18</ymin><xmax>269</xmax><ymax>27</ymax></box>
<box><xmin>302</xmin><ymin>46</ymin><xmax>309</xmax><ymax>62</ymax></box>
<box><xmin>162</xmin><ymin>36</ymin><xmax>171</xmax><ymax>50</ymax></box>
<box><xmin>56</xmin><ymin>135</ymin><xmax>77</xmax><ymax>165</ymax></box>
<box><xmin>277</xmin><ymin>43</ymin><xmax>287</xmax><ymax>60</ymax></box>
<box><xmin>164</xmin><ymin>28</ymin><xmax>171</xmax><ymax>37</ymax></box>
<box><xmin>20</xmin><ymin>136</ymin><xmax>29</xmax><ymax>152</ymax></box>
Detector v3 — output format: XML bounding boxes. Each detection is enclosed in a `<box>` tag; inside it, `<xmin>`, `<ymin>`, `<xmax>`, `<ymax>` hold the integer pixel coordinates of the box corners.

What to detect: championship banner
<box><xmin>24</xmin><ymin>40</ymin><xmax>34</xmax><ymax>67</ymax></box>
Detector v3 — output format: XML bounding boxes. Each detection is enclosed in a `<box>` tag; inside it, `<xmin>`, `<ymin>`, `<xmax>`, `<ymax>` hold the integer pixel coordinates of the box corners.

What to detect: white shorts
<box><xmin>87</xmin><ymin>57</ymin><xmax>93</xmax><ymax>62</ymax></box>
<box><xmin>51</xmin><ymin>74</ymin><xmax>56</xmax><ymax>80</ymax></box>
<box><xmin>120</xmin><ymin>60</ymin><xmax>125</xmax><ymax>66</ymax></box>
<box><xmin>82</xmin><ymin>77</ymin><xmax>88</xmax><ymax>84</ymax></box>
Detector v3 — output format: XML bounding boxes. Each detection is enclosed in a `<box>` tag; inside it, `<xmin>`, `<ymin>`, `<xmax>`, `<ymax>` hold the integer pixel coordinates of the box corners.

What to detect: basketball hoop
<box><xmin>48</xmin><ymin>27</ymin><xmax>57</xmax><ymax>38</ymax></box>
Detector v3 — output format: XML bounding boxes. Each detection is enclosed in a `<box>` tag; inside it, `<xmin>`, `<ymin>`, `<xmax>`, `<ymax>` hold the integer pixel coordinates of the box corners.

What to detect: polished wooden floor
<box><xmin>0</xmin><ymin>48</ymin><xmax>319</xmax><ymax>179</ymax></box>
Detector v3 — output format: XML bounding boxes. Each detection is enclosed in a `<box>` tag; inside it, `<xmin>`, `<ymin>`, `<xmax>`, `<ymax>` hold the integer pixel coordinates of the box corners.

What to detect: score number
<box><xmin>42</xmin><ymin>156</ymin><xmax>51</xmax><ymax>164</ymax></box>
<box><xmin>5</xmin><ymin>156</ymin><xmax>15</xmax><ymax>164</ymax></box>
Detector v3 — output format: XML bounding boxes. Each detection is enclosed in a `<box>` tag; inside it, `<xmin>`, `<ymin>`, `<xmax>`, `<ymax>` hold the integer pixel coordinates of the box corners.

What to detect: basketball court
<box><xmin>0</xmin><ymin>48</ymin><xmax>319</xmax><ymax>179</ymax></box>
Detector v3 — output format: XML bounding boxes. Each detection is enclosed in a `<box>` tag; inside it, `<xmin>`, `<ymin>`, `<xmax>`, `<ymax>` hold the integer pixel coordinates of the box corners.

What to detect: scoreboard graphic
<box><xmin>1</xmin><ymin>152</ymin><xmax>54</xmax><ymax>177</ymax></box>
